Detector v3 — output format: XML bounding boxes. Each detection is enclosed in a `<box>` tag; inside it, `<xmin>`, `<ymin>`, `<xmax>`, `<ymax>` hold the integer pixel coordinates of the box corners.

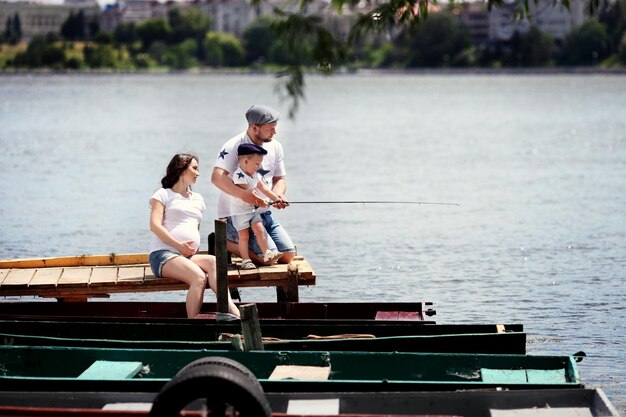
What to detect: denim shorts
<box><xmin>232</xmin><ymin>212</ymin><xmax>263</xmax><ymax>231</ymax></box>
<box><xmin>226</xmin><ymin>211</ymin><xmax>295</xmax><ymax>257</ymax></box>
<box><xmin>149</xmin><ymin>250</ymin><xmax>180</xmax><ymax>278</ymax></box>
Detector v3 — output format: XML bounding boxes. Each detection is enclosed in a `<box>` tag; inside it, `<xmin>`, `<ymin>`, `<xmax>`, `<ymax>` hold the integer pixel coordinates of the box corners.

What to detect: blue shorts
<box><xmin>232</xmin><ymin>212</ymin><xmax>263</xmax><ymax>231</ymax></box>
<box><xmin>149</xmin><ymin>250</ymin><xmax>180</xmax><ymax>278</ymax></box>
<box><xmin>227</xmin><ymin>211</ymin><xmax>295</xmax><ymax>257</ymax></box>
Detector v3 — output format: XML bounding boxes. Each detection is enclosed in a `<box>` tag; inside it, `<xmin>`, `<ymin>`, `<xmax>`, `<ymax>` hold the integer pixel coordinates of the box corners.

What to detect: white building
<box><xmin>0</xmin><ymin>0</ymin><xmax>100</xmax><ymax>39</ymax></box>
<box><xmin>488</xmin><ymin>0</ymin><xmax>586</xmax><ymax>43</ymax></box>
<box><xmin>199</xmin><ymin>0</ymin><xmax>330</xmax><ymax>37</ymax></box>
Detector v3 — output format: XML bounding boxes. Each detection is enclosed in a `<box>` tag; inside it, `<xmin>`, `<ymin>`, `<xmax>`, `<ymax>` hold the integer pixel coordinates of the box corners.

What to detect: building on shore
<box><xmin>453</xmin><ymin>0</ymin><xmax>587</xmax><ymax>45</ymax></box>
<box><xmin>487</xmin><ymin>0</ymin><xmax>586</xmax><ymax>43</ymax></box>
<box><xmin>0</xmin><ymin>0</ymin><xmax>100</xmax><ymax>39</ymax></box>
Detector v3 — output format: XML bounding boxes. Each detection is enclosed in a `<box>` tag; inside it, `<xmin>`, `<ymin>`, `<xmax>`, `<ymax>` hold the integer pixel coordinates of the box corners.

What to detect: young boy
<box><xmin>230</xmin><ymin>143</ymin><xmax>283</xmax><ymax>269</ymax></box>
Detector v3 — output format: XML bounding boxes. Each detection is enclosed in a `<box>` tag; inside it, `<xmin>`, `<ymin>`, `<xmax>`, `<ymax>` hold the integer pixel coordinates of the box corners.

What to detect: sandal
<box><xmin>263</xmin><ymin>249</ymin><xmax>283</xmax><ymax>264</ymax></box>
<box><xmin>240</xmin><ymin>259</ymin><xmax>256</xmax><ymax>270</ymax></box>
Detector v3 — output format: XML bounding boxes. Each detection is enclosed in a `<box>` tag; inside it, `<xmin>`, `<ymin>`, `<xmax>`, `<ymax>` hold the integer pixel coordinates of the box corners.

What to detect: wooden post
<box><xmin>240</xmin><ymin>303</ymin><xmax>264</xmax><ymax>351</ymax></box>
<box><xmin>214</xmin><ymin>219</ymin><xmax>229</xmax><ymax>314</ymax></box>
<box><xmin>286</xmin><ymin>263</ymin><xmax>299</xmax><ymax>302</ymax></box>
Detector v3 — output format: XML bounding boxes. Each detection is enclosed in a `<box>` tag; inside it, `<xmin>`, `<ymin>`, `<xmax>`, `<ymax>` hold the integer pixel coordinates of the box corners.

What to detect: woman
<box><xmin>149</xmin><ymin>153</ymin><xmax>240</xmax><ymax>318</ymax></box>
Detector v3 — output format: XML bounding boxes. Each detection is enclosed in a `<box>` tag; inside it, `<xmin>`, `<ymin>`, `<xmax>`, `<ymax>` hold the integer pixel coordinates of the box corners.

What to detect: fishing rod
<box><xmin>268</xmin><ymin>200</ymin><xmax>459</xmax><ymax>207</ymax></box>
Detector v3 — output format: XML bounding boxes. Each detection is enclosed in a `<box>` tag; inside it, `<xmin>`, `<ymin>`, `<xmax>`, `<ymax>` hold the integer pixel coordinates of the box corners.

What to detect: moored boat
<box><xmin>0</xmin><ymin>318</ymin><xmax>526</xmax><ymax>353</ymax></box>
<box><xmin>0</xmin><ymin>301</ymin><xmax>435</xmax><ymax>321</ymax></box>
<box><xmin>0</xmin><ymin>345</ymin><xmax>583</xmax><ymax>392</ymax></box>
<box><xmin>0</xmin><ymin>388</ymin><xmax>618</xmax><ymax>417</ymax></box>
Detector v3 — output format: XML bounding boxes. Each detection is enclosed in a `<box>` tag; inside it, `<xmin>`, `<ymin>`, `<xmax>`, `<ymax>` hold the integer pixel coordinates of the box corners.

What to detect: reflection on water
<box><xmin>0</xmin><ymin>73</ymin><xmax>625</xmax><ymax>412</ymax></box>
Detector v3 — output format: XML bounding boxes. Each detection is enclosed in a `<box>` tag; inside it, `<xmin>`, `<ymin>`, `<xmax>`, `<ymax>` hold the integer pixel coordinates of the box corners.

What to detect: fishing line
<box><xmin>269</xmin><ymin>200</ymin><xmax>459</xmax><ymax>206</ymax></box>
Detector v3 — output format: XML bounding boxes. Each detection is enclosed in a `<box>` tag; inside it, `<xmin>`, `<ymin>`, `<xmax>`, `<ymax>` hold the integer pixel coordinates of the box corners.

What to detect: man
<box><xmin>211</xmin><ymin>104</ymin><xmax>295</xmax><ymax>266</ymax></box>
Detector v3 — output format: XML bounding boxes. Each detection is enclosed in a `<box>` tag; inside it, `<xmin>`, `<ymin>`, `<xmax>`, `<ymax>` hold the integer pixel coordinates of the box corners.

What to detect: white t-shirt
<box><xmin>231</xmin><ymin>167</ymin><xmax>264</xmax><ymax>216</ymax></box>
<box><xmin>149</xmin><ymin>188</ymin><xmax>206</xmax><ymax>254</ymax></box>
<box><xmin>214</xmin><ymin>131</ymin><xmax>286</xmax><ymax>218</ymax></box>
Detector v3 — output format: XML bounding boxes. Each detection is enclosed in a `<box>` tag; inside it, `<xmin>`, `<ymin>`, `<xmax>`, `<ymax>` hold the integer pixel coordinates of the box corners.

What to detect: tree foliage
<box><xmin>511</xmin><ymin>26</ymin><xmax>553</xmax><ymax>66</ymax></box>
<box><xmin>598</xmin><ymin>0</ymin><xmax>626</xmax><ymax>54</ymax></box>
<box><xmin>168</xmin><ymin>7</ymin><xmax>211</xmax><ymax>43</ymax></box>
<box><xmin>84</xmin><ymin>43</ymin><xmax>117</xmax><ymax>68</ymax></box>
<box><xmin>114</xmin><ymin>22</ymin><xmax>138</xmax><ymax>46</ymax></box>
<box><xmin>137</xmin><ymin>18</ymin><xmax>172</xmax><ymax>49</ymax></box>
<box><xmin>61</xmin><ymin>11</ymin><xmax>86</xmax><ymax>40</ymax></box>
<box><xmin>204</xmin><ymin>32</ymin><xmax>245</xmax><ymax>66</ymax></box>
<box><xmin>396</xmin><ymin>12</ymin><xmax>472</xmax><ymax>67</ymax></box>
<box><xmin>560</xmin><ymin>19</ymin><xmax>610</xmax><ymax>65</ymax></box>
<box><xmin>14</xmin><ymin>36</ymin><xmax>65</xmax><ymax>68</ymax></box>
<box><xmin>242</xmin><ymin>16</ymin><xmax>274</xmax><ymax>64</ymax></box>
<box><xmin>4</xmin><ymin>13</ymin><xmax>22</xmax><ymax>45</ymax></box>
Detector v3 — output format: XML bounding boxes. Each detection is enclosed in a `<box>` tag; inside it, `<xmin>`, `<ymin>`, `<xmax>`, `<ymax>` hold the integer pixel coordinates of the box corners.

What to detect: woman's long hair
<box><xmin>161</xmin><ymin>153</ymin><xmax>198</xmax><ymax>189</ymax></box>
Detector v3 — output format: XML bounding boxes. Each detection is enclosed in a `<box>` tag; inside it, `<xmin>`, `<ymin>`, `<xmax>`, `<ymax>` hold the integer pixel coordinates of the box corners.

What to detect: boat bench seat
<box><xmin>0</xmin><ymin>253</ymin><xmax>316</xmax><ymax>302</ymax></box>
<box><xmin>78</xmin><ymin>360</ymin><xmax>143</xmax><ymax>380</ymax></box>
<box><xmin>481</xmin><ymin>368</ymin><xmax>567</xmax><ymax>384</ymax></box>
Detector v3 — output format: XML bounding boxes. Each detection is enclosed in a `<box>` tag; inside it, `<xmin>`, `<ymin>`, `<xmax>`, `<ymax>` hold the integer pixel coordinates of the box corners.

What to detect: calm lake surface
<box><xmin>0</xmin><ymin>73</ymin><xmax>625</xmax><ymax>412</ymax></box>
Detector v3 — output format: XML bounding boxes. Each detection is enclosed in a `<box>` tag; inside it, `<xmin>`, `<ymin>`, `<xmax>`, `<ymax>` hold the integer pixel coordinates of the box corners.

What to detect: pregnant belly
<box><xmin>170</xmin><ymin>226</ymin><xmax>200</xmax><ymax>250</ymax></box>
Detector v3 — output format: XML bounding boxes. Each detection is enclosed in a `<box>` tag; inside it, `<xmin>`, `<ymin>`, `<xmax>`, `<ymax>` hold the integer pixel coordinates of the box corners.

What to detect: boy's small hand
<box><xmin>272</xmin><ymin>196</ymin><xmax>289</xmax><ymax>209</ymax></box>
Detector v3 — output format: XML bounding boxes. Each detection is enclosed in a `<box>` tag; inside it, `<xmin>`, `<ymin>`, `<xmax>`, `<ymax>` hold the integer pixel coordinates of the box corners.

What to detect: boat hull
<box><xmin>0</xmin><ymin>388</ymin><xmax>617</xmax><ymax>417</ymax></box>
<box><xmin>0</xmin><ymin>345</ymin><xmax>581</xmax><ymax>392</ymax></box>
<box><xmin>0</xmin><ymin>319</ymin><xmax>525</xmax><ymax>353</ymax></box>
<box><xmin>0</xmin><ymin>301</ymin><xmax>435</xmax><ymax>321</ymax></box>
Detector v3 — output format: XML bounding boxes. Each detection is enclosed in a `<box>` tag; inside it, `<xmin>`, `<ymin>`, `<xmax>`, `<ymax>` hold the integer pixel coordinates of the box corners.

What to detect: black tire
<box><xmin>175</xmin><ymin>356</ymin><xmax>261</xmax><ymax>390</ymax></box>
<box><xmin>150</xmin><ymin>362</ymin><xmax>271</xmax><ymax>417</ymax></box>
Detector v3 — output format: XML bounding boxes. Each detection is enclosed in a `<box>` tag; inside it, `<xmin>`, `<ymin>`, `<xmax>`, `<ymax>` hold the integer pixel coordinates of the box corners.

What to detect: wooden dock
<box><xmin>0</xmin><ymin>253</ymin><xmax>315</xmax><ymax>302</ymax></box>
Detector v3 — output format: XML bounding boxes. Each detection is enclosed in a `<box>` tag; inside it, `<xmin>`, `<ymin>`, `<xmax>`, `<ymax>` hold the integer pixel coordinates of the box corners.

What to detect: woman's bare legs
<box><xmin>161</xmin><ymin>256</ymin><xmax>207</xmax><ymax>318</ymax></box>
<box><xmin>191</xmin><ymin>254</ymin><xmax>240</xmax><ymax>317</ymax></box>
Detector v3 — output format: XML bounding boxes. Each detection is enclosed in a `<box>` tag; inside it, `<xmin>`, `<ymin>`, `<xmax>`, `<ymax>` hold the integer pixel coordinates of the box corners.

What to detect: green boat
<box><xmin>0</xmin><ymin>319</ymin><xmax>526</xmax><ymax>353</ymax></box>
<box><xmin>0</xmin><ymin>345</ymin><xmax>582</xmax><ymax>393</ymax></box>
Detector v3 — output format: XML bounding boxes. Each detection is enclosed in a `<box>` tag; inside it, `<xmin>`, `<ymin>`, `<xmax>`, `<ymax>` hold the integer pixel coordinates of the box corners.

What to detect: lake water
<box><xmin>0</xmin><ymin>72</ymin><xmax>625</xmax><ymax>413</ymax></box>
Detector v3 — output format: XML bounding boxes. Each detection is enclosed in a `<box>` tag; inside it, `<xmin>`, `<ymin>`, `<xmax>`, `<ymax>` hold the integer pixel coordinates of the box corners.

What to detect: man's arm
<box><xmin>211</xmin><ymin>167</ymin><xmax>260</xmax><ymax>206</ymax></box>
<box><xmin>271</xmin><ymin>176</ymin><xmax>289</xmax><ymax>209</ymax></box>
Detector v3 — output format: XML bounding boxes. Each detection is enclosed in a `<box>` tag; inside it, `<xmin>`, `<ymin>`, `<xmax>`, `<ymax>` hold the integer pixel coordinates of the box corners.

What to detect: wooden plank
<box><xmin>29</xmin><ymin>268</ymin><xmax>63</xmax><ymax>287</ymax></box>
<box><xmin>375</xmin><ymin>311</ymin><xmax>400</xmax><ymax>320</ymax></box>
<box><xmin>490</xmin><ymin>408</ymin><xmax>593</xmax><ymax>417</ymax></box>
<box><xmin>0</xmin><ymin>254</ymin><xmax>148</xmax><ymax>269</ymax></box>
<box><xmin>0</xmin><ymin>253</ymin><xmax>214</xmax><ymax>269</ymax></box>
<box><xmin>0</xmin><ymin>255</ymin><xmax>315</xmax><ymax>298</ymax></box>
<box><xmin>117</xmin><ymin>267</ymin><xmax>145</xmax><ymax>285</ymax></box>
<box><xmin>527</xmin><ymin>369</ymin><xmax>567</xmax><ymax>384</ymax></box>
<box><xmin>1</xmin><ymin>269</ymin><xmax>35</xmax><ymax>287</ymax></box>
<box><xmin>237</xmin><ymin>268</ymin><xmax>261</xmax><ymax>280</ymax></box>
<box><xmin>481</xmin><ymin>369</ymin><xmax>528</xmax><ymax>383</ymax></box>
<box><xmin>287</xmin><ymin>399</ymin><xmax>339</xmax><ymax>415</ymax></box>
<box><xmin>269</xmin><ymin>365</ymin><xmax>331</xmax><ymax>381</ymax></box>
<box><xmin>89</xmin><ymin>267</ymin><xmax>119</xmax><ymax>285</ymax></box>
<box><xmin>398</xmin><ymin>312</ymin><xmax>422</xmax><ymax>320</ymax></box>
<box><xmin>0</xmin><ymin>269</ymin><xmax>10</xmax><ymax>285</ymax></box>
<box><xmin>77</xmin><ymin>361</ymin><xmax>143</xmax><ymax>380</ymax></box>
<box><xmin>58</xmin><ymin>268</ymin><xmax>91</xmax><ymax>286</ymax></box>
<box><xmin>143</xmin><ymin>267</ymin><xmax>158</xmax><ymax>283</ymax></box>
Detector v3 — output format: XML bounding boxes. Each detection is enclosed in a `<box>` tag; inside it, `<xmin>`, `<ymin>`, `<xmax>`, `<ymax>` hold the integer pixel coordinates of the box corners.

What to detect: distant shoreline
<box><xmin>1</xmin><ymin>66</ymin><xmax>625</xmax><ymax>76</ymax></box>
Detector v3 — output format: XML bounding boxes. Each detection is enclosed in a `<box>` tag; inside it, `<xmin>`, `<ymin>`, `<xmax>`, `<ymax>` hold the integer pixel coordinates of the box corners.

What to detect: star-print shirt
<box><xmin>214</xmin><ymin>131</ymin><xmax>286</xmax><ymax>218</ymax></box>
<box><xmin>230</xmin><ymin>167</ymin><xmax>265</xmax><ymax>216</ymax></box>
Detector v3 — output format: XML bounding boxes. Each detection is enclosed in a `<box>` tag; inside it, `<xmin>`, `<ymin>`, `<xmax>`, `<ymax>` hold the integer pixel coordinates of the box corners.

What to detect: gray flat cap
<box><xmin>245</xmin><ymin>105</ymin><xmax>280</xmax><ymax>125</ymax></box>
